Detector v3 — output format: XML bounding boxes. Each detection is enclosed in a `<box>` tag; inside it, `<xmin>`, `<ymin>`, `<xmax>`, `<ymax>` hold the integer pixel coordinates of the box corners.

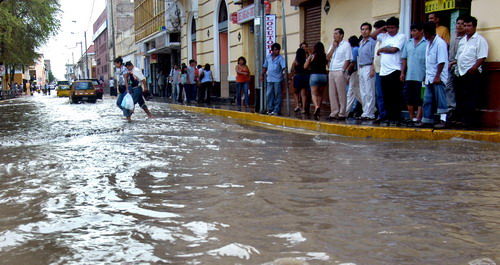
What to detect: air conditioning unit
<box><xmin>234</xmin><ymin>0</ymin><xmax>243</xmax><ymax>5</ymax></box>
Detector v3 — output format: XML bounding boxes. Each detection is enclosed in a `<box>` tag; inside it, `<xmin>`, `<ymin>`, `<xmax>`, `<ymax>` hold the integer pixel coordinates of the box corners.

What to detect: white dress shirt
<box><xmin>456</xmin><ymin>32</ymin><xmax>489</xmax><ymax>76</ymax></box>
<box><xmin>425</xmin><ymin>36</ymin><xmax>449</xmax><ymax>85</ymax></box>
<box><xmin>328</xmin><ymin>40</ymin><xmax>352</xmax><ymax>71</ymax></box>
<box><xmin>377</xmin><ymin>33</ymin><xmax>406</xmax><ymax>76</ymax></box>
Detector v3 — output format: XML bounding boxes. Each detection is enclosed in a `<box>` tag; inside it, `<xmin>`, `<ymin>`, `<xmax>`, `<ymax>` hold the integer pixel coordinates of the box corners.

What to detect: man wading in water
<box><xmin>123</xmin><ymin>61</ymin><xmax>154</xmax><ymax>121</ymax></box>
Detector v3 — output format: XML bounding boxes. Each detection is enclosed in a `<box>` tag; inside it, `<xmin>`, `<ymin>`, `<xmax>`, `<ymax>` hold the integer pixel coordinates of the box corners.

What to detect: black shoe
<box><xmin>337</xmin><ymin>116</ymin><xmax>346</xmax><ymax>121</ymax></box>
<box><xmin>326</xmin><ymin>116</ymin><xmax>336</xmax><ymax>121</ymax></box>
<box><xmin>416</xmin><ymin>122</ymin><xmax>434</xmax><ymax>128</ymax></box>
<box><xmin>434</xmin><ymin>121</ymin><xmax>447</xmax><ymax>129</ymax></box>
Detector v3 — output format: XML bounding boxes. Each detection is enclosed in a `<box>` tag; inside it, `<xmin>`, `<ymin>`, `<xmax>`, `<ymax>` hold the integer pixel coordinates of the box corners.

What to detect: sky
<box><xmin>39</xmin><ymin>0</ymin><xmax>106</xmax><ymax>80</ymax></box>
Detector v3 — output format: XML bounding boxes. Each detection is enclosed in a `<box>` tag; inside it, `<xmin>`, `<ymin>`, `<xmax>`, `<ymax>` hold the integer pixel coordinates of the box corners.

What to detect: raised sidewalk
<box><xmin>168</xmin><ymin>104</ymin><xmax>500</xmax><ymax>143</ymax></box>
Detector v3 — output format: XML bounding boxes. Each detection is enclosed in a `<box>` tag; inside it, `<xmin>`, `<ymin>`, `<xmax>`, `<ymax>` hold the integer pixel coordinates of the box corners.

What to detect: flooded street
<box><xmin>0</xmin><ymin>95</ymin><xmax>499</xmax><ymax>265</ymax></box>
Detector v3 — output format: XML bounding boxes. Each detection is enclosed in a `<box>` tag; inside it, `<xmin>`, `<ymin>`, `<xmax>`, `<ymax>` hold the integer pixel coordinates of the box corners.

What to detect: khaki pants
<box><xmin>328</xmin><ymin>71</ymin><xmax>348</xmax><ymax>117</ymax></box>
<box><xmin>347</xmin><ymin>71</ymin><xmax>361</xmax><ymax>114</ymax></box>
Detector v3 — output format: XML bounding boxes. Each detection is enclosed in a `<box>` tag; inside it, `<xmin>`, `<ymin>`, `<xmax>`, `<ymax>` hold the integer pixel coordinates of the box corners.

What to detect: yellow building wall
<box><xmin>322</xmin><ymin>0</ymin><xmax>400</xmax><ymax>48</ymax></box>
<box><xmin>472</xmin><ymin>0</ymin><xmax>500</xmax><ymax>61</ymax></box>
<box><xmin>180</xmin><ymin>0</ymin><xmax>404</xmax><ymax>86</ymax></box>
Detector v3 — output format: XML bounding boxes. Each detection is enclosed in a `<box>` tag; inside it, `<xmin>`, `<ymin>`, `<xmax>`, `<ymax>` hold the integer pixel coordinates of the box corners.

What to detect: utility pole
<box><xmin>84</xmin><ymin>31</ymin><xmax>90</xmax><ymax>79</ymax></box>
<box><xmin>109</xmin><ymin>0</ymin><xmax>116</xmax><ymax>61</ymax></box>
<box><xmin>281</xmin><ymin>0</ymin><xmax>290</xmax><ymax>116</ymax></box>
<box><xmin>254</xmin><ymin>0</ymin><xmax>265</xmax><ymax>113</ymax></box>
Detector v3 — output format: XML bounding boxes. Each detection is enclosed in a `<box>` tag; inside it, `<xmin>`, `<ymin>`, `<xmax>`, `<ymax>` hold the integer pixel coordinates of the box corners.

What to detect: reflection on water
<box><xmin>0</xmin><ymin>95</ymin><xmax>499</xmax><ymax>265</ymax></box>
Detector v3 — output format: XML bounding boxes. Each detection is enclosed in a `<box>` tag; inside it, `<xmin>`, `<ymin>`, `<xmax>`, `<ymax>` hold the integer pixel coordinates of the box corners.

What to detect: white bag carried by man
<box><xmin>121</xmin><ymin>93</ymin><xmax>135</xmax><ymax>111</ymax></box>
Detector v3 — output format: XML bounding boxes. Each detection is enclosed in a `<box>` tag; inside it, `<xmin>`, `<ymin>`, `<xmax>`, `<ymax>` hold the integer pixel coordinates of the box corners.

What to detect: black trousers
<box><xmin>381</xmin><ymin>70</ymin><xmax>403</xmax><ymax>121</ymax></box>
<box><xmin>455</xmin><ymin>72</ymin><xmax>480</xmax><ymax>126</ymax></box>
<box><xmin>198</xmin><ymin>82</ymin><xmax>212</xmax><ymax>104</ymax></box>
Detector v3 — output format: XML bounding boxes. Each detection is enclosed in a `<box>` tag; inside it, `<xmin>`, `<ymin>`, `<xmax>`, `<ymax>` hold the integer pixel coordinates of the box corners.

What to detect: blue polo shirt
<box><xmin>358</xmin><ymin>38</ymin><xmax>376</xmax><ymax>66</ymax></box>
<box><xmin>263</xmin><ymin>54</ymin><xmax>286</xmax><ymax>82</ymax></box>
<box><xmin>401</xmin><ymin>38</ymin><xmax>427</xmax><ymax>82</ymax></box>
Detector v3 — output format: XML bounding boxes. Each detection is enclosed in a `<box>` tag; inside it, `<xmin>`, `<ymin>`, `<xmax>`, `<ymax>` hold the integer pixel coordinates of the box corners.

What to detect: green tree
<box><xmin>0</xmin><ymin>0</ymin><xmax>60</xmax><ymax>86</ymax></box>
<box><xmin>48</xmin><ymin>70</ymin><xmax>55</xmax><ymax>83</ymax></box>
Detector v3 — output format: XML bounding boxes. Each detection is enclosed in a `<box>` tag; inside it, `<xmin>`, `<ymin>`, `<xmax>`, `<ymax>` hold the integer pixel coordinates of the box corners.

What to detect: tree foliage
<box><xmin>48</xmin><ymin>70</ymin><xmax>55</xmax><ymax>83</ymax></box>
<box><xmin>0</xmin><ymin>0</ymin><xmax>61</xmax><ymax>67</ymax></box>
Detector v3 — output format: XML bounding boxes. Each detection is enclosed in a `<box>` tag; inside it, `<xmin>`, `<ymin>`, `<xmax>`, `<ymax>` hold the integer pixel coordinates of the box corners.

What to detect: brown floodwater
<box><xmin>0</xmin><ymin>95</ymin><xmax>499</xmax><ymax>265</ymax></box>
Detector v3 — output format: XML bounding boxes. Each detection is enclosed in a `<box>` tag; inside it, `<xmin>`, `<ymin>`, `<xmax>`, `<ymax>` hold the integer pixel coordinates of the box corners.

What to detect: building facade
<box><xmin>94</xmin><ymin>8</ymin><xmax>110</xmax><ymax>86</ymax></box>
<box><xmin>134</xmin><ymin>0</ymin><xmax>182</xmax><ymax>97</ymax></box>
<box><xmin>173</xmin><ymin>0</ymin><xmax>497</xmax><ymax>126</ymax></box>
<box><xmin>106</xmin><ymin>0</ymin><xmax>137</xmax><ymax>71</ymax></box>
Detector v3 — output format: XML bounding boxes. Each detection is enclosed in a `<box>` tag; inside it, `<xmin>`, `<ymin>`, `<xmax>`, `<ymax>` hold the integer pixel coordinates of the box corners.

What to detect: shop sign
<box><xmin>151</xmin><ymin>54</ymin><xmax>158</xmax><ymax>64</ymax></box>
<box><xmin>425</xmin><ymin>0</ymin><xmax>456</xmax><ymax>13</ymax></box>
<box><xmin>265</xmin><ymin>14</ymin><xmax>276</xmax><ymax>54</ymax></box>
<box><xmin>237</xmin><ymin>4</ymin><xmax>255</xmax><ymax>24</ymax></box>
<box><xmin>231</xmin><ymin>12</ymin><xmax>238</xmax><ymax>24</ymax></box>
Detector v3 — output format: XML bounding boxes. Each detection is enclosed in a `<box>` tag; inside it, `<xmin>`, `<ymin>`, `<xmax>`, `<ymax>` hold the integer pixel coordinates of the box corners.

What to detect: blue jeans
<box><xmin>236</xmin><ymin>82</ymin><xmax>249</xmax><ymax>107</ymax></box>
<box><xmin>116</xmin><ymin>87</ymin><xmax>147</xmax><ymax>117</ymax></box>
<box><xmin>266</xmin><ymin>81</ymin><xmax>282</xmax><ymax>114</ymax></box>
<box><xmin>171</xmin><ymin>82</ymin><xmax>179</xmax><ymax>103</ymax></box>
<box><xmin>375</xmin><ymin>73</ymin><xmax>387</xmax><ymax>119</ymax></box>
<box><xmin>422</xmin><ymin>82</ymin><xmax>448</xmax><ymax>124</ymax></box>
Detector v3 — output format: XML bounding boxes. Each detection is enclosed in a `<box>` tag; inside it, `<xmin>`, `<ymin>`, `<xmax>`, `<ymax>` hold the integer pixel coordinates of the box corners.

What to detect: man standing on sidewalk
<box><xmin>262</xmin><ymin>43</ymin><xmax>286</xmax><ymax>115</ymax></box>
<box><xmin>372</xmin><ymin>20</ymin><xmax>387</xmax><ymax>122</ymax></box>
<box><xmin>446</xmin><ymin>16</ymin><xmax>466</xmax><ymax>120</ymax></box>
<box><xmin>421</xmin><ymin>22</ymin><xmax>449</xmax><ymax>128</ymax></box>
<box><xmin>454</xmin><ymin>16</ymin><xmax>488</xmax><ymax>128</ymax></box>
<box><xmin>185</xmin><ymin>59</ymin><xmax>198</xmax><ymax>104</ymax></box>
<box><xmin>357</xmin><ymin>22</ymin><xmax>377</xmax><ymax>120</ymax></box>
<box><xmin>428</xmin><ymin>13</ymin><xmax>451</xmax><ymax>44</ymax></box>
<box><xmin>401</xmin><ymin>23</ymin><xmax>427</xmax><ymax>125</ymax></box>
<box><xmin>326</xmin><ymin>28</ymin><xmax>352</xmax><ymax>120</ymax></box>
<box><xmin>372</xmin><ymin>17</ymin><xmax>406</xmax><ymax>125</ymax></box>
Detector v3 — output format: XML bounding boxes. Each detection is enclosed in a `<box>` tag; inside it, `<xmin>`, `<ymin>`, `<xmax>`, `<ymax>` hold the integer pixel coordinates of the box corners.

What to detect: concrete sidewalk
<box><xmin>152</xmin><ymin>98</ymin><xmax>500</xmax><ymax>142</ymax></box>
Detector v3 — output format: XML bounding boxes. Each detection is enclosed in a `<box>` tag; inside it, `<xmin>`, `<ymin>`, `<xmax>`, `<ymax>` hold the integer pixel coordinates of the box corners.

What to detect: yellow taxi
<box><xmin>56</xmin><ymin>81</ymin><xmax>71</xmax><ymax>97</ymax></box>
<box><xmin>70</xmin><ymin>80</ymin><xmax>97</xmax><ymax>103</ymax></box>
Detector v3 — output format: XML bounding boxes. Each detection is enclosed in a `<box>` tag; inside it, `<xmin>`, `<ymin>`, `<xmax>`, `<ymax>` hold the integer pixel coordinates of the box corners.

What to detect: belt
<box><xmin>359</xmin><ymin>64</ymin><xmax>373</xmax><ymax>67</ymax></box>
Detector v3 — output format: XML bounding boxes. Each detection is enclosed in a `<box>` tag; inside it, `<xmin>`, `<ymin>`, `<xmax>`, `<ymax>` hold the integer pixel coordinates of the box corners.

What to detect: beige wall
<box><xmin>179</xmin><ymin>0</ymin><xmax>404</xmax><ymax>90</ymax></box>
<box><xmin>472</xmin><ymin>0</ymin><xmax>500</xmax><ymax>61</ymax></box>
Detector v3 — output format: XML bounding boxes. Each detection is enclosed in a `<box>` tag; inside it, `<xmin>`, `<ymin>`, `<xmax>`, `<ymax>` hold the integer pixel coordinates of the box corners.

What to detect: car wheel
<box><xmin>71</xmin><ymin>97</ymin><xmax>78</xmax><ymax>104</ymax></box>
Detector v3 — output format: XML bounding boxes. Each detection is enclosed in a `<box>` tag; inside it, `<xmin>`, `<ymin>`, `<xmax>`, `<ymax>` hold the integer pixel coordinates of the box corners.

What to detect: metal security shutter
<box><xmin>303</xmin><ymin>2</ymin><xmax>322</xmax><ymax>48</ymax></box>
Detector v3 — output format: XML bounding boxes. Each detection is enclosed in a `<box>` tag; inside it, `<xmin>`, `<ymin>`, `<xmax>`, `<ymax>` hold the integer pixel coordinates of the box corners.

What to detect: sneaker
<box><xmin>294</xmin><ymin>107</ymin><xmax>301</xmax><ymax>113</ymax></box>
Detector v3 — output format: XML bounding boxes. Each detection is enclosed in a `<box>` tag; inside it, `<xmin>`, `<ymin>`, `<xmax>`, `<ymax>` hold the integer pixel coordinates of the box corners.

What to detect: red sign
<box><xmin>151</xmin><ymin>54</ymin><xmax>158</xmax><ymax>64</ymax></box>
<box><xmin>231</xmin><ymin>12</ymin><xmax>238</xmax><ymax>24</ymax></box>
<box><xmin>237</xmin><ymin>4</ymin><xmax>255</xmax><ymax>24</ymax></box>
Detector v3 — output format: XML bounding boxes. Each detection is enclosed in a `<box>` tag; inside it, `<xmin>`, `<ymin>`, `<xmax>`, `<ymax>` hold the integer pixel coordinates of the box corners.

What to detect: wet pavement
<box><xmin>0</xmin><ymin>94</ymin><xmax>499</xmax><ymax>265</ymax></box>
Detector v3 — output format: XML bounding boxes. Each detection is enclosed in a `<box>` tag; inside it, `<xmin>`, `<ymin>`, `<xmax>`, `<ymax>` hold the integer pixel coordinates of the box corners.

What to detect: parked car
<box><xmin>70</xmin><ymin>80</ymin><xmax>97</xmax><ymax>103</ymax></box>
<box><xmin>81</xmin><ymin>79</ymin><xmax>104</xmax><ymax>100</ymax></box>
<box><xmin>56</xmin><ymin>81</ymin><xmax>71</xmax><ymax>97</ymax></box>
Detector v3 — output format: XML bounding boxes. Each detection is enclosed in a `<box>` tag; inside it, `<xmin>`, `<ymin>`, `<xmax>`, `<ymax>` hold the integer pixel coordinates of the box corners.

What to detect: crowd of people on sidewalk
<box><xmin>265</xmin><ymin>14</ymin><xmax>488</xmax><ymax>129</ymax></box>
<box><xmin>111</xmin><ymin>13</ymin><xmax>488</xmax><ymax>128</ymax></box>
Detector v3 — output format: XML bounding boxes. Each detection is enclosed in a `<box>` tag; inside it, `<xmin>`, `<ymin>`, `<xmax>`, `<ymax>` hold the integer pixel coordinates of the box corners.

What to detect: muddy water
<box><xmin>0</xmin><ymin>95</ymin><xmax>499</xmax><ymax>265</ymax></box>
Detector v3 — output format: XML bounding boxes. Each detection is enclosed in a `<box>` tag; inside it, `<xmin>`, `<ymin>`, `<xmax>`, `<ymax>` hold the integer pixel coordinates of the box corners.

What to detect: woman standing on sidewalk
<box><xmin>179</xmin><ymin>65</ymin><xmax>188</xmax><ymax>104</ymax></box>
<box><xmin>235</xmin><ymin>57</ymin><xmax>251</xmax><ymax>111</ymax></box>
<box><xmin>305</xmin><ymin>42</ymin><xmax>328</xmax><ymax>120</ymax></box>
<box><xmin>199</xmin><ymin>64</ymin><xmax>214</xmax><ymax>104</ymax></box>
<box><xmin>290</xmin><ymin>48</ymin><xmax>310</xmax><ymax>114</ymax></box>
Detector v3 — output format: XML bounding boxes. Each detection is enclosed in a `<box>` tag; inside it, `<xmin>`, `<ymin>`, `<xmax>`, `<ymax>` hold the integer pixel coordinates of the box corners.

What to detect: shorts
<box><xmin>293</xmin><ymin>74</ymin><xmax>310</xmax><ymax>92</ymax></box>
<box><xmin>309</xmin><ymin>73</ymin><xmax>328</xmax><ymax>87</ymax></box>
<box><xmin>403</xmin><ymin>80</ymin><xmax>423</xmax><ymax>106</ymax></box>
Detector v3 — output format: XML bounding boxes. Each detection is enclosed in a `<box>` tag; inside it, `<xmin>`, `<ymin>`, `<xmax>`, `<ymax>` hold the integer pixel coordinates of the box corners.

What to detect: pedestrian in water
<box><xmin>114</xmin><ymin>57</ymin><xmax>131</xmax><ymax>118</ymax></box>
<box><xmin>262</xmin><ymin>42</ymin><xmax>286</xmax><ymax>115</ymax></box>
<box><xmin>235</xmin><ymin>56</ymin><xmax>251</xmax><ymax>111</ymax></box>
<box><xmin>199</xmin><ymin>64</ymin><xmax>214</xmax><ymax>104</ymax></box>
<box><xmin>123</xmin><ymin>61</ymin><xmax>154</xmax><ymax>121</ymax></box>
<box><xmin>290</xmin><ymin>48</ymin><xmax>310</xmax><ymax>114</ymax></box>
<box><xmin>305</xmin><ymin>42</ymin><xmax>328</xmax><ymax>120</ymax></box>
